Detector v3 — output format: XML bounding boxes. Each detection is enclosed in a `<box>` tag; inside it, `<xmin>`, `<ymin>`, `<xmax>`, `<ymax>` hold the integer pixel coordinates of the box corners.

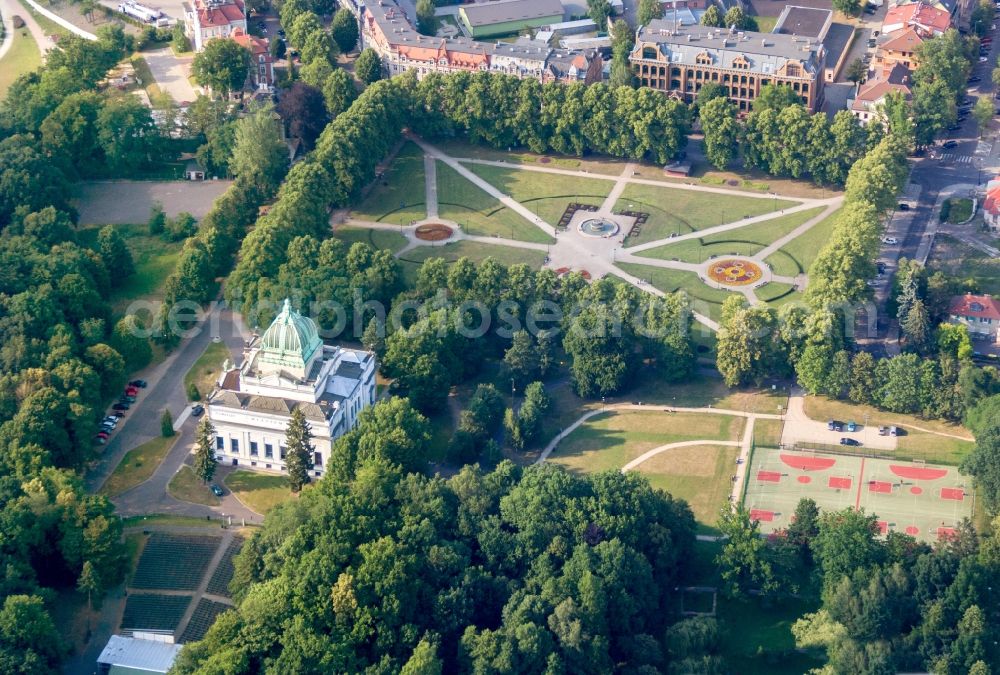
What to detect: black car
<box><xmin>943</xmin><ymin>140</ymin><xmax>959</xmax><ymax>148</ymax></box>
<box><xmin>876</xmin><ymin>261</ymin><xmax>887</xmax><ymax>275</ymax></box>
<box><xmin>112</xmin><ymin>402</ymin><xmax>130</xmax><ymax>411</ymax></box>
<box><xmin>840</xmin><ymin>438</ymin><xmax>862</xmax><ymax>447</ymax></box>
<box><xmin>191</xmin><ymin>404</ymin><xmax>205</xmax><ymax>417</ymax></box>
<box><xmin>898</xmin><ymin>203</ymin><xmax>910</xmax><ymax>211</ymax></box>
<box><xmin>210</xmin><ymin>484</ymin><xmax>224</xmax><ymax>497</ymax></box>
<box><xmin>129</xmin><ymin>379</ymin><xmax>147</xmax><ymax>388</ymax></box>
<box><xmin>969</xmin><ymin>76</ymin><xmax>982</xmax><ymax>83</ymax></box>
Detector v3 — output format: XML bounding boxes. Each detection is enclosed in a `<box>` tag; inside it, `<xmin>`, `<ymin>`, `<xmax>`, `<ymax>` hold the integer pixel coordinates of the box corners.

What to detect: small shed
<box><xmin>663</xmin><ymin>160</ymin><xmax>692</xmax><ymax>177</ymax></box>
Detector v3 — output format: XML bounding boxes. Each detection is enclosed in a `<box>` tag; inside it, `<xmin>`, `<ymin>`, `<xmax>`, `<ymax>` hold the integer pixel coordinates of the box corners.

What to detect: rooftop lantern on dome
<box><xmin>255</xmin><ymin>299</ymin><xmax>323</xmax><ymax>379</ymax></box>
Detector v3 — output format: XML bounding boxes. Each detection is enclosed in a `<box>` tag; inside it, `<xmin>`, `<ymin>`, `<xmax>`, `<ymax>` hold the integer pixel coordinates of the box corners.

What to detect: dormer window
<box><xmin>695</xmin><ymin>51</ymin><xmax>712</xmax><ymax>66</ymax></box>
<box><xmin>732</xmin><ymin>55</ymin><xmax>749</xmax><ymax>69</ymax></box>
<box><xmin>971</xmin><ymin>302</ymin><xmax>985</xmax><ymax>312</ymax></box>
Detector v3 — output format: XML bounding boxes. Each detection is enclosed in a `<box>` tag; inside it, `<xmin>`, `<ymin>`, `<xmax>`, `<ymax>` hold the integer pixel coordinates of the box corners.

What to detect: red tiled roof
<box><xmin>198</xmin><ymin>0</ymin><xmax>244</xmax><ymax>28</ymax></box>
<box><xmin>231</xmin><ymin>27</ymin><xmax>270</xmax><ymax>58</ymax></box>
<box><xmin>949</xmin><ymin>294</ymin><xmax>1000</xmax><ymax>320</ymax></box>
<box><xmin>881</xmin><ymin>27</ymin><xmax>925</xmax><ymax>52</ymax></box>
<box><xmin>883</xmin><ymin>2</ymin><xmax>950</xmax><ymax>34</ymax></box>
<box><xmin>983</xmin><ymin>184</ymin><xmax>1000</xmax><ymax>215</ymax></box>
<box><xmin>854</xmin><ymin>64</ymin><xmax>912</xmax><ymax>107</ymax></box>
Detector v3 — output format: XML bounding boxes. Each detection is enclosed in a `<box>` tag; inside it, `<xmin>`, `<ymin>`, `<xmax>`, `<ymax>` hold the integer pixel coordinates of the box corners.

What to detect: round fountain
<box><xmin>578</xmin><ymin>217</ymin><xmax>620</xmax><ymax>238</ymax></box>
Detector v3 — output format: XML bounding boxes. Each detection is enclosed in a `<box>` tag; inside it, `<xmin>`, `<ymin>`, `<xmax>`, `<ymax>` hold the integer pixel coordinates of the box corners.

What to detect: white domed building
<box><xmin>206</xmin><ymin>299</ymin><xmax>376</xmax><ymax>476</ymax></box>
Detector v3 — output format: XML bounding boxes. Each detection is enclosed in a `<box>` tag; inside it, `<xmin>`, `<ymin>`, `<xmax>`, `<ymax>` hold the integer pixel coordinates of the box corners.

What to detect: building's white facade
<box><xmin>183</xmin><ymin>0</ymin><xmax>247</xmax><ymax>52</ymax></box>
<box><xmin>206</xmin><ymin>300</ymin><xmax>376</xmax><ymax>477</ymax></box>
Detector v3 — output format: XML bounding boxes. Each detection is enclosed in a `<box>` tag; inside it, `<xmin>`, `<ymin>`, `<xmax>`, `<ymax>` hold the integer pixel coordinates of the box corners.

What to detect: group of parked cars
<box><xmin>826</xmin><ymin>419</ymin><xmax>903</xmax><ymax>448</ymax></box>
<box><xmin>94</xmin><ymin>380</ymin><xmax>147</xmax><ymax>444</ymax></box>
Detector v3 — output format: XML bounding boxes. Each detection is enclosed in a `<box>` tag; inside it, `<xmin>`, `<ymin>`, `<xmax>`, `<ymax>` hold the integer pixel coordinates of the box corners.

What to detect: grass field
<box><xmin>398</xmin><ymin>240</ymin><xmax>547</xmax><ymax>286</ymax></box>
<box><xmin>754</xmin><ymin>418</ymin><xmax>785</xmax><ymax>448</ymax></box>
<box><xmin>77</xmin><ymin>223</ymin><xmax>184</xmax><ymax>313</ymax></box>
<box><xmin>167</xmin><ymin>466</ymin><xmax>220</xmax><ymax>506</ymax></box>
<box><xmin>757</xmin><ymin>282</ymin><xmax>798</xmax><ymax>304</ymax></box>
<box><xmin>184</xmin><ymin>341</ymin><xmax>230</xmax><ymax>401</ymax></box>
<box><xmin>549</xmin><ymin>410</ymin><xmax>743</xmax><ymax>474</ymax></box>
<box><xmin>637</xmin><ymin>207</ymin><xmax>824</xmax><ymax>262</ymax></box>
<box><xmin>99</xmin><ymin>436</ymin><xmax>177</xmax><ymax>497</ymax></box>
<box><xmin>616</xmin><ymin>263</ymin><xmax>735</xmax><ymax>323</ymax></box>
<box><xmin>333</xmin><ymin>226</ymin><xmax>409</xmax><ymax>253</ymax></box>
<box><xmin>745</xmin><ymin>447</ymin><xmax>974</xmax><ymax>543</ymax></box>
<box><xmin>224</xmin><ymin>470</ymin><xmax>294</xmax><ymax>514</ymax></box>
<box><xmin>0</xmin><ymin>28</ymin><xmax>41</xmax><ymax>101</ymax></box>
<box><xmin>351</xmin><ymin>142</ymin><xmax>427</xmax><ymax>225</ymax></box>
<box><xmin>617</xmin><ymin>184</ymin><xmax>797</xmax><ymax>245</ymax></box>
<box><xmin>436</xmin><ymin>162</ymin><xmax>553</xmax><ymax>243</ymax></box>
<box><xmin>463</xmin><ymin>162</ymin><xmax>612</xmax><ymax>224</ymax></box>
<box><xmin>634</xmin><ymin>444</ymin><xmax>739</xmax><ymax>531</ymax></box>
<box><xmin>765</xmin><ymin>208</ymin><xmax>841</xmax><ymax>277</ymax></box>
<box><xmin>717</xmin><ymin>597</ymin><xmax>824</xmax><ymax>674</ymax></box>
<box><xmin>435</xmin><ymin>139</ymin><xmax>630</xmax><ymax>175</ymax></box>
<box><xmin>122</xmin><ymin>514</ymin><xmax>231</xmax><ymax>529</ymax></box>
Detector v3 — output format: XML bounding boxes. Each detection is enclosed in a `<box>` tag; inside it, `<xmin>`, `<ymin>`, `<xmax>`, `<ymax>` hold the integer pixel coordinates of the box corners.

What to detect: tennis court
<box><xmin>744</xmin><ymin>447</ymin><xmax>973</xmax><ymax>543</ymax></box>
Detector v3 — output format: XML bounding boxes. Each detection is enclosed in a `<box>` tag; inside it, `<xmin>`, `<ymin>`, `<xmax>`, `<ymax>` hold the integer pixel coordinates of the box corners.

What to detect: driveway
<box><xmin>142</xmin><ymin>46</ymin><xmax>199</xmax><ymax>104</ymax></box>
<box><xmin>0</xmin><ymin>0</ymin><xmax>57</xmax><ymax>55</ymax></box>
<box><xmin>781</xmin><ymin>388</ymin><xmax>898</xmax><ymax>451</ymax></box>
<box><xmin>73</xmin><ymin>180</ymin><xmax>232</xmax><ymax>224</ymax></box>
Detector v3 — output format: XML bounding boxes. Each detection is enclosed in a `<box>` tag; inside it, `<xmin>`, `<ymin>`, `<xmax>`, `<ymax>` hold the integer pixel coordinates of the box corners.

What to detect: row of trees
<box><xmin>173</xmin><ymin>400</ymin><xmax>698</xmax><ymax>673</ymax></box>
<box><xmin>0</xmin><ymin>34</ymin><xmax>150</xmax><ymax>669</ymax></box>
<box><xmin>700</xmin><ymin>93</ymin><xmax>874</xmax><ymax>186</ymax></box>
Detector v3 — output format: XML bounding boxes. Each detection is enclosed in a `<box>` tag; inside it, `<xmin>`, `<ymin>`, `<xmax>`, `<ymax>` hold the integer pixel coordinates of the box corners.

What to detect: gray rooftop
<box><xmin>460</xmin><ymin>0</ymin><xmax>564</xmax><ymax>27</ymax></box>
<box><xmin>98</xmin><ymin>636</ymin><xmax>181</xmax><ymax>673</ymax></box>
<box><xmin>637</xmin><ymin>22</ymin><xmax>823</xmax><ymax>75</ymax></box>
<box><xmin>773</xmin><ymin>5</ymin><xmax>832</xmax><ymax>40</ymax></box>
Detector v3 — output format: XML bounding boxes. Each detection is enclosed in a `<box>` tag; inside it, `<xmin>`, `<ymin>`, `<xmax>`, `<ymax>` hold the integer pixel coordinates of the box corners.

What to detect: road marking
<box><xmin>173</xmin><ymin>406</ymin><xmax>192</xmax><ymax>431</ymax></box>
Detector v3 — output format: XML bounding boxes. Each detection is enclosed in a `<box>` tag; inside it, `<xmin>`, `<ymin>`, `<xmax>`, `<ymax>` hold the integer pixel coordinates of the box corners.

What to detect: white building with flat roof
<box><xmin>97</xmin><ymin>635</ymin><xmax>181</xmax><ymax>674</ymax></box>
<box><xmin>206</xmin><ymin>299</ymin><xmax>376</xmax><ymax>476</ymax></box>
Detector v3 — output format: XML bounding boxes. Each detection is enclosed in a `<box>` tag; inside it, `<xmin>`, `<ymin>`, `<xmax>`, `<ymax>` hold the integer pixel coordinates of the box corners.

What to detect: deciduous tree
<box><xmin>192</xmin><ymin>38</ymin><xmax>251</xmax><ymax>96</ymax></box>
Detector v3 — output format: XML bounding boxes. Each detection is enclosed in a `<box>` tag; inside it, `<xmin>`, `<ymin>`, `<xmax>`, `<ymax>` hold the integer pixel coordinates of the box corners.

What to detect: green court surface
<box><xmin>744</xmin><ymin>447</ymin><xmax>973</xmax><ymax>543</ymax></box>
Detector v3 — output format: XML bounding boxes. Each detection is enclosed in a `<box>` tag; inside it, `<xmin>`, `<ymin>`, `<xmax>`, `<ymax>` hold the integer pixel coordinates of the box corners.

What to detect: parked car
<box><xmin>210</xmin><ymin>484</ymin><xmax>224</xmax><ymax>497</ymax></box>
<box><xmin>898</xmin><ymin>202</ymin><xmax>910</xmax><ymax>210</ymax></box>
<box><xmin>876</xmin><ymin>261</ymin><xmax>887</xmax><ymax>275</ymax></box>
<box><xmin>827</xmin><ymin>419</ymin><xmax>843</xmax><ymax>432</ymax></box>
<box><xmin>129</xmin><ymin>379</ymin><xmax>147</xmax><ymax>388</ymax></box>
<box><xmin>93</xmin><ymin>435</ymin><xmax>106</xmax><ymax>445</ymax></box>
<box><xmin>943</xmin><ymin>139</ymin><xmax>959</xmax><ymax>148</ymax></box>
<box><xmin>969</xmin><ymin>76</ymin><xmax>982</xmax><ymax>83</ymax></box>
<box><xmin>882</xmin><ymin>236</ymin><xmax>899</xmax><ymax>244</ymax></box>
<box><xmin>847</xmin><ymin>420</ymin><xmax>857</xmax><ymax>432</ymax></box>
<box><xmin>112</xmin><ymin>402</ymin><xmax>130</xmax><ymax>411</ymax></box>
<box><xmin>840</xmin><ymin>438</ymin><xmax>862</xmax><ymax>447</ymax></box>
<box><xmin>191</xmin><ymin>403</ymin><xmax>205</xmax><ymax>417</ymax></box>
<box><xmin>109</xmin><ymin>411</ymin><xmax>125</xmax><ymax>419</ymax></box>
<box><xmin>121</xmin><ymin>395</ymin><xmax>136</xmax><ymax>403</ymax></box>
<box><xmin>878</xmin><ymin>425</ymin><xmax>890</xmax><ymax>435</ymax></box>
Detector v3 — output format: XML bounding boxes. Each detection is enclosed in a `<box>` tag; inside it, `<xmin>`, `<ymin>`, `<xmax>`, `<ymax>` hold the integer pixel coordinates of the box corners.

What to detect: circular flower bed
<box><xmin>707</xmin><ymin>259</ymin><xmax>762</xmax><ymax>286</ymax></box>
<box><xmin>415</xmin><ymin>223</ymin><xmax>453</xmax><ymax>241</ymax></box>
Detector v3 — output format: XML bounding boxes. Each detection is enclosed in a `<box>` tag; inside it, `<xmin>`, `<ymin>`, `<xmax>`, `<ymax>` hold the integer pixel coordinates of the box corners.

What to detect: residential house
<box><xmin>982</xmin><ymin>179</ymin><xmax>1000</xmax><ymax>230</ymax></box>
<box><xmin>184</xmin><ymin>0</ymin><xmax>247</xmax><ymax>52</ymax></box>
<box><xmin>231</xmin><ymin>27</ymin><xmax>275</xmax><ymax>91</ymax></box>
<box><xmin>872</xmin><ymin>27</ymin><xmax>925</xmax><ymax>76</ymax></box>
<box><xmin>948</xmin><ymin>293</ymin><xmax>1000</xmax><ymax>343</ymax></box>
<box><xmin>849</xmin><ymin>62</ymin><xmax>913</xmax><ymax>124</ymax></box>
<box><xmin>882</xmin><ymin>1</ymin><xmax>952</xmax><ymax>36</ymax></box>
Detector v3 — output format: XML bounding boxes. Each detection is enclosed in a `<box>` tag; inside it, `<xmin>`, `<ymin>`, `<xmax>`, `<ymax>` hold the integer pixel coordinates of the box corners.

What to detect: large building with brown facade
<box><xmin>630</xmin><ymin>21</ymin><xmax>826</xmax><ymax>113</ymax></box>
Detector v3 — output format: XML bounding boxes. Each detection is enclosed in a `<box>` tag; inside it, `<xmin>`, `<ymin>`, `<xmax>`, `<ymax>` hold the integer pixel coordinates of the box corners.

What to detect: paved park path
<box><xmin>0</xmin><ymin>0</ymin><xmax>57</xmax><ymax>57</ymax></box>
<box><xmin>341</xmin><ymin>136</ymin><xmax>847</xmax><ymax>332</ymax></box>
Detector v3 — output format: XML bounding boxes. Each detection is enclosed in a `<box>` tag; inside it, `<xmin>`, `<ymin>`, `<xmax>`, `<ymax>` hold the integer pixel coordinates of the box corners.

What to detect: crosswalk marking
<box><xmin>940</xmin><ymin>153</ymin><xmax>974</xmax><ymax>163</ymax></box>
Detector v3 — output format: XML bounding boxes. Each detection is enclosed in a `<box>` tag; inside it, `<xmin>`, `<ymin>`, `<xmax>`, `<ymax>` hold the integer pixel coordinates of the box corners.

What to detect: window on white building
<box><xmin>280</xmin><ymin>446</ymin><xmax>286</xmax><ymax>459</ymax></box>
<box><xmin>231</xmin><ymin>439</ymin><xmax>239</xmax><ymax>453</ymax></box>
<box><xmin>216</xmin><ymin>436</ymin><xmax>224</xmax><ymax>450</ymax></box>
<box><xmin>265</xmin><ymin>443</ymin><xmax>273</xmax><ymax>458</ymax></box>
<box><xmin>250</xmin><ymin>441</ymin><xmax>258</xmax><ymax>456</ymax></box>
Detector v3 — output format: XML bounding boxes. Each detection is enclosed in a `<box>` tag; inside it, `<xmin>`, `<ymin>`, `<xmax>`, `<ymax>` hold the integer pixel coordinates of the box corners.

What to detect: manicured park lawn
<box><xmin>333</xmin><ymin>225</ymin><xmax>409</xmax><ymax>253</ymax></box>
<box><xmin>716</xmin><ymin>597</ymin><xmax>824</xmax><ymax>674</ymax></box>
<box><xmin>184</xmin><ymin>340</ymin><xmax>230</xmax><ymax>401</ymax></box>
<box><xmin>549</xmin><ymin>410</ymin><xmax>743</xmax><ymax>475</ymax></box>
<box><xmin>637</xmin><ymin>207</ymin><xmax>824</xmax><ymax>262</ymax></box>
<box><xmin>463</xmin><ymin>162</ymin><xmax>612</xmax><ymax>224</ymax></box>
<box><xmin>756</xmin><ymin>282</ymin><xmax>798</xmax><ymax>303</ymax></box>
<box><xmin>944</xmin><ymin>197</ymin><xmax>974</xmax><ymax>223</ymax></box>
<box><xmin>351</xmin><ymin>142</ymin><xmax>427</xmax><ymax>225</ymax></box>
<box><xmin>99</xmin><ymin>436</ymin><xmax>177</xmax><ymax>497</ymax></box>
<box><xmin>167</xmin><ymin>466</ymin><xmax>220</xmax><ymax>506</ymax></box>
<box><xmin>122</xmin><ymin>514</ymin><xmax>226</xmax><ymax>529</ymax></box>
<box><xmin>615</xmin><ymin>263</ymin><xmax>735</xmax><ymax>323</ymax></box>
<box><xmin>436</xmin><ymin>162</ymin><xmax>553</xmax><ymax>243</ymax></box>
<box><xmin>398</xmin><ymin>240</ymin><xmax>547</xmax><ymax>287</ymax></box>
<box><xmin>435</xmin><ymin>139</ymin><xmax>630</xmax><ymax>175</ymax></box>
<box><xmin>753</xmin><ymin>418</ymin><xmax>785</xmax><ymax>448</ymax></box>
<box><xmin>617</xmin><ymin>184</ymin><xmax>798</xmax><ymax>245</ymax></box>
<box><xmin>0</xmin><ymin>28</ymin><xmax>41</xmax><ymax>101</ymax></box>
<box><xmin>634</xmin><ymin>443</ymin><xmax>739</xmax><ymax>530</ymax></box>
<box><xmin>224</xmin><ymin>470</ymin><xmax>293</xmax><ymax>514</ymax></box>
<box><xmin>78</xmin><ymin>223</ymin><xmax>183</xmax><ymax>313</ymax></box>
<box><xmin>766</xmin><ymin>207</ymin><xmax>840</xmax><ymax>277</ymax></box>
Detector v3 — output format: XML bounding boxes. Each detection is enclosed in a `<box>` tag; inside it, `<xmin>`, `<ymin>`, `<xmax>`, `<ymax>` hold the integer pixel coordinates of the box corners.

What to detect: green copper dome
<box><xmin>257</xmin><ymin>299</ymin><xmax>322</xmax><ymax>375</ymax></box>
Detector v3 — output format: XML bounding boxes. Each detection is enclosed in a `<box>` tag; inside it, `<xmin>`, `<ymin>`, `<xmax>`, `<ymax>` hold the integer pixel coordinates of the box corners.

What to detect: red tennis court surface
<box><xmin>750</xmin><ymin>509</ymin><xmax>775</xmax><ymax>522</ymax></box>
<box><xmin>889</xmin><ymin>465</ymin><xmax>948</xmax><ymax>481</ymax></box>
<box><xmin>940</xmin><ymin>488</ymin><xmax>965</xmax><ymax>501</ymax></box>
<box><xmin>757</xmin><ymin>470</ymin><xmax>781</xmax><ymax>482</ymax></box>
<box><xmin>937</xmin><ymin>527</ymin><xmax>956</xmax><ymax>539</ymax></box>
<box><xmin>780</xmin><ymin>453</ymin><xmax>836</xmax><ymax>471</ymax></box>
<box><xmin>910</xmin><ymin>486</ymin><xmax>923</xmax><ymax>495</ymax></box>
<box><xmin>869</xmin><ymin>481</ymin><xmax>892</xmax><ymax>494</ymax></box>
<box><xmin>797</xmin><ymin>476</ymin><xmax>811</xmax><ymax>484</ymax></box>
<box><xmin>828</xmin><ymin>476</ymin><xmax>852</xmax><ymax>490</ymax></box>
<box><xmin>905</xmin><ymin>526</ymin><xmax>919</xmax><ymax>535</ymax></box>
